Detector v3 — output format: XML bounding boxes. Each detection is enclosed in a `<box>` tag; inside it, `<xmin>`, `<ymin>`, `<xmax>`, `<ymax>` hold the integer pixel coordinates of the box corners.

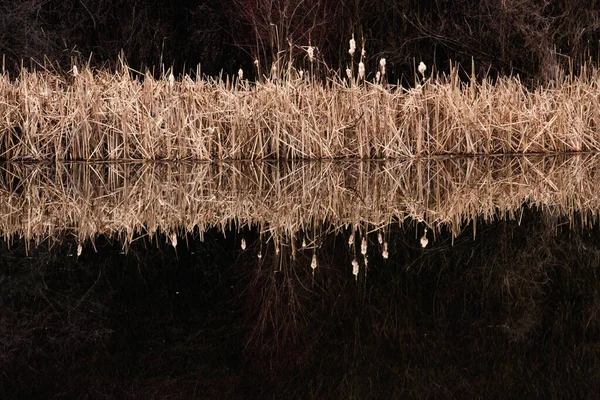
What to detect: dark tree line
<box><xmin>1</xmin><ymin>0</ymin><xmax>600</xmax><ymax>82</ymax></box>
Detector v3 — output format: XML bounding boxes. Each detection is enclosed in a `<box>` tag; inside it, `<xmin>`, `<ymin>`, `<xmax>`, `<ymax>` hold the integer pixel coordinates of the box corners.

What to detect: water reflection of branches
<box><xmin>3</xmin><ymin>212</ymin><xmax>600</xmax><ymax>397</ymax></box>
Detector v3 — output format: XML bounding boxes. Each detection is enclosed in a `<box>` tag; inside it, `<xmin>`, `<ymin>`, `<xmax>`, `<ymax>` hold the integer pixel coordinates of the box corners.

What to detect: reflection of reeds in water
<box><xmin>1</xmin><ymin>155</ymin><xmax>600</xmax><ymax>249</ymax></box>
<box><xmin>4</xmin><ymin>65</ymin><xmax>600</xmax><ymax>160</ymax></box>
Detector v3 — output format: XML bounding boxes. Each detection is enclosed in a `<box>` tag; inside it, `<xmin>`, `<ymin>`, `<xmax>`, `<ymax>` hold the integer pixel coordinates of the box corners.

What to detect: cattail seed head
<box><xmin>346</xmin><ymin>68</ymin><xmax>352</xmax><ymax>80</ymax></box>
<box><xmin>418</xmin><ymin>61</ymin><xmax>427</xmax><ymax>76</ymax></box>
<box><xmin>349</xmin><ymin>37</ymin><xmax>356</xmax><ymax>56</ymax></box>
<box><xmin>358</xmin><ymin>62</ymin><xmax>365</xmax><ymax>80</ymax></box>
<box><xmin>379</xmin><ymin>58</ymin><xmax>386</xmax><ymax>76</ymax></box>
<box><xmin>72</xmin><ymin>65</ymin><xmax>79</xmax><ymax>77</ymax></box>
<box><xmin>238</xmin><ymin>68</ymin><xmax>243</xmax><ymax>80</ymax></box>
<box><xmin>376</xmin><ymin>71</ymin><xmax>381</xmax><ymax>83</ymax></box>
<box><xmin>307</xmin><ymin>46</ymin><xmax>314</xmax><ymax>62</ymax></box>
<box><xmin>168</xmin><ymin>73</ymin><xmax>175</xmax><ymax>88</ymax></box>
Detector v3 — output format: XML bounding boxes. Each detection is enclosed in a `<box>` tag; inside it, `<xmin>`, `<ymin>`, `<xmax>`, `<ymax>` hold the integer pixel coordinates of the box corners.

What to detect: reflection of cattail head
<box><xmin>171</xmin><ymin>233</ymin><xmax>177</xmax><ymax>248</ymax></box>
<box><xmin>352</xmin><ymin>259</ymin><xmax>359</xmax><ymax>279</ymax></box>
<box><xmin>361</xmin><ymin>237</ymin><xmax>367</xmax><ymax>255</ymax></box>
<box><xmin>311</xmin><ymin>253</ymin><xmax>317</xmax><ymax>269</ymax></box>
<box><xmin>420</xmin><ymin>228</ymin><xmax>429</xmax><ymax>248</ymax></box>
<box><xmin>241</xmin><ymin>238</ymin><xmax>247</xmax><ymax>250</ymax></box>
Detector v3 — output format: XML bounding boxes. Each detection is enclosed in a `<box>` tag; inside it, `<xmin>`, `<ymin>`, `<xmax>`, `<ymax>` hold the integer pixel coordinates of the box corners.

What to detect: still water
<box><xmin>1</xmin><ymin>157</ymin><xmax>600</xmax><ymax>398</ymax></box>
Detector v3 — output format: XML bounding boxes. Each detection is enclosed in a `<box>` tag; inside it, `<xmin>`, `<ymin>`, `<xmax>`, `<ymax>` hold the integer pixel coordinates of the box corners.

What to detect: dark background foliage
<box><xmin>2</xmin><ymin>209</ymin><xmax>600</xmax><ymax>398</ymax></box>
<box><xmin>1</xmin><ymin>0</ymin><xmax>600</xmax><ymax>82</ymax></box>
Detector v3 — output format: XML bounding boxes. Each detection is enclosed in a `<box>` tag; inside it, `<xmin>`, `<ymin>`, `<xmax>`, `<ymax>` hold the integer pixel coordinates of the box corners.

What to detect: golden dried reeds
<box><xmin>3</xmin><ymin>62</ymin><xmax>600</xmax><ymax>161</ymax></box>
<box><xmin>1</xmin><ymin>155</ymin><xmax>599</xmax><ymax>250</ymax></box>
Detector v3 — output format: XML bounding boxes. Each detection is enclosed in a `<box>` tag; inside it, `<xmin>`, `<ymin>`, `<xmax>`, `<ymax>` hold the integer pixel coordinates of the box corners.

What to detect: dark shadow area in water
<box><xmin>1</xmin><ymin>208</ymin><xmax>600</xmax><ymax>399</ymax></box>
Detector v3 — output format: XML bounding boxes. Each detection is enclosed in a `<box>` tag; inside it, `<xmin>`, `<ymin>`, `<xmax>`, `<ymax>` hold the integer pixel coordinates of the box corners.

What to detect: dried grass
<box><xmin>3</xmin><ymin>63</ymin><xmax>600</xmax><ymax>160</ymax></box>
<box><xmin>1</xmin><ymin>155</ymin><xmax>599</xmax><ymax>249</ymax></box>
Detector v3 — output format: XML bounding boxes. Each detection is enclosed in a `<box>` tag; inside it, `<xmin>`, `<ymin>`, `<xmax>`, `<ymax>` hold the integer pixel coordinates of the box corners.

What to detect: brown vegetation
<box><xmin>1</xmin><ymin>155</ymin><xmax>599</xmax><ymax>250</ymax></box>
<box><xmin>3</xmin><ymin>63</ymin><xmax>600</xmax><ymax>161</ymax></box>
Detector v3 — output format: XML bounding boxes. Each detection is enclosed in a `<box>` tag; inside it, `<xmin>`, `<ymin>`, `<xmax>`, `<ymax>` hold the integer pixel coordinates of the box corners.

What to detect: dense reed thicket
<box><xmin>2</xmin><ymin>156</ymin><xmax>599</xmax><ymax>251</ymax></box>
<box><xmin>3</xmin><ymin>63</ymin><xmax>600</xmax><ymax>161</ymax></box>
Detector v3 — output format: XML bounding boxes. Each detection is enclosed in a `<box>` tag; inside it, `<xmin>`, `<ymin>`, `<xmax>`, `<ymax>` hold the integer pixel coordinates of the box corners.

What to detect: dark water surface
<box><xmin>1</xmin><ymin>158</ymin><xmax>600</xmax><ymax>399</ymax></box>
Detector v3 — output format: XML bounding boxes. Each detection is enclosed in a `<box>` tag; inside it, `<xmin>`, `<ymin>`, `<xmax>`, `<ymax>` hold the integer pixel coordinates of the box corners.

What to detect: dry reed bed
<box><xmin>0</xmin><ymin>155</ymin><xmax>599</xmax><ymax>249</ymax></box>
<box><xmin>3</xmin><ymin>66</ymin><xmax>600</xmax><ymax>160</ymax></box>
